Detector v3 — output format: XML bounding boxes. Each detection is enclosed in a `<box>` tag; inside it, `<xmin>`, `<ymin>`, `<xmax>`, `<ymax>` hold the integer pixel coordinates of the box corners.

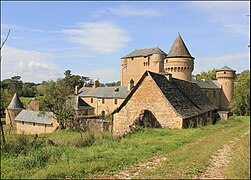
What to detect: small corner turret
<box><xmin>5</xmin><ymin>93</ymin><xmax>24</xmax><ymax>125</ymax></box>
<box><xmin>216</xmin><ymin>65</ymin><xmax>236</xmax><ymax>111</ymax></box>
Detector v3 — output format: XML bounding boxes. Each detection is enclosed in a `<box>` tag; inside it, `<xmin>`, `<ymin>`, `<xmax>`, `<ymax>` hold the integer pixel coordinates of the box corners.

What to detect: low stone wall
<box><xmin>66</xmin><ymin>116</ymin><xmax>112</xmax><ymax>132</ymax></box>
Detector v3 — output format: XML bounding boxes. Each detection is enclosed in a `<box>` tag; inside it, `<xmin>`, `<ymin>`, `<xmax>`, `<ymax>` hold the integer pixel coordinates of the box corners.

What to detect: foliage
<box><xmin>99</xmin><ymin>81</ymin><xmax>121</xmax><ymax>87</ymax></box>
<box><xmin>36</xmin><ymin>80</ymin><xmax>74</xmax><ymax>128</ymax></box>
<box><xmin>231</xmin><ymin>70</ymin><xmax>250</xmax><ymax>116</ymax></box>
<box><xmin>193</xmin><ymin>68</ymin><xmax>216</xmax><ymax>80</ymax></box>
<box><xmin>63</xmin><ymin>70</ymin><xmax>90</xmax><ymax>93</ymax></box>
<box><xmin>0</xmin><ymin>88</ymin><xmax>12</xmax><ymax>116</ymax></box>
<box><xmin>1</xmin><ymin>116</ymin><xmax>249</xmax><ymax>179</ymax></box>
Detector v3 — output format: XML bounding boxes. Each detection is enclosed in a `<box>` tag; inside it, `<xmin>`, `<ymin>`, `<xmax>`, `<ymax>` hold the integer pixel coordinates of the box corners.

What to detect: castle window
<box><xmin>102</xmin><ymin>98</ymin><xmax>105</xmax><ymax>104</ymax></box>
<box><xmin>33</xmin><ymin>123</ymin><xmax>35</xmax><ymax>126</ymax></box>
<box><xmin>114</xmin><ymin>99</ymin><xmax>118</xmax><ymax>105</ymax></box>
<box><xmin>22</xmin><ymin>121</ymin><xmax>24</xmax><ymax>125</ymax></box>
<box><xmin>213</xmin><ymin>91</ymin><xmax>216</xmax><ymax>98</ymax></box>
<box><xmin>101</xmin><ymin>111</ymin><xmax>105</xmax><ymax>118</ymax></box>
<box><xmin>91</xmin><ymin>98</ymin><xmax>93</xmax><ymax>103</ymax></box>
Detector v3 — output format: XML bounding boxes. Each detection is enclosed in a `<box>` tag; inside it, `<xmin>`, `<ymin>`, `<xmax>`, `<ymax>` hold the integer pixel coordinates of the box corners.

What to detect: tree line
<box><xmin>0</xmin><ymin>70</ymin><xmax>121</xmax><ymax>118</ymax></box>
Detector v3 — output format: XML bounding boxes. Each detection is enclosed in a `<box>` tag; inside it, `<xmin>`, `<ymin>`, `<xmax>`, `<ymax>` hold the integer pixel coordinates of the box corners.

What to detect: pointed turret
<box><xmin>164</xmin><ymin>34</ymin><xmax>195</xmax><ymax>82</ymax></box>
<box><xmin>5</xmin><ymin>93</ymin><xmax>24</xmax><ymax>125</ymax></box>
<box><xmin>216</xmin><ymin>65</ymin><xmax>236</xmax><ymax>111</ymax></box>
<box><xmin>7</xmin><ymin>93</ymin><xmax>24</xmax><ymax>110</ymax></box>
<box><xmin>216</xmin><ymin>65</ymin><xmax>235</xmax><ymax>72</ymax></box>
<box><xmin>167</xmin><ymin>34</ymin><xmax>194</xmax><ymax>59</ymax></box>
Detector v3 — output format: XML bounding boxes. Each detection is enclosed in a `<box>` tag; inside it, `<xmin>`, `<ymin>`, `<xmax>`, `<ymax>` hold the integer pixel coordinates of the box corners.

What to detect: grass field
<box><xmin>1</xmin><ymin>116</ymin><xmax>250</xmax><ymax>179</ymax></box>
<box><xmin>20</xmin><ymin>97</ymin><xmax>33</xmax><ymax>108</ymax></box>
<box><xmin>224</xmin><ymin>131</ymin><xmax>250</xmax><ymax>179</ymax></box>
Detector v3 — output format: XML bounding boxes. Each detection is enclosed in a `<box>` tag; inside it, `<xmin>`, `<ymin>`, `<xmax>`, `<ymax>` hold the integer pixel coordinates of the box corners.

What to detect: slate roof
<box><xmin>192</xmin><ymin>79</ymin><xmax>221</xmax><ymax>89</ymax></box>
<box><xmin>78</xmin><ymin>86</ymin><xmax>129</xmax><ymax>99</ymax></box>
<box><xmin>121</xmin><ymin>47</ymin><xmax>167</xmax><ymax>59</ymax></box>
<box><xmin>167</xmin><ymin>34</ymin><xmax>194</xmax><ymax>59</ymax></box>
<box><xmin>7</xmin><ymin>93</ymin><xmax>24</xmax><ymax>110</ymax></box>
<box><xmin>15</xmin><ymin>110</ymin><xmax>52</xmax><ymax>125</ymax></box>
<box><xmin>73</xmin><ymin>96</ymin><xmax>94</xmax><ymax>110</ymax></box>
<box><xmin>114</xmin><ymin>71</ymin><xmax>217</xmax><ymax>119</ymax></box>
<box><xmin>216</xmin><ymin>65</ymin><xmax>235</xmax><ymax>72</ymax></box>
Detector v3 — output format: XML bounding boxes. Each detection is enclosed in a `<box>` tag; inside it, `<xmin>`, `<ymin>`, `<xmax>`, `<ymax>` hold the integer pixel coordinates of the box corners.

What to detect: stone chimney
<box><xmin>166</xmin><ymin>74</ymin><xmax>172</xmax><ymax>81</ymax></box>
<box><xmin>128</xmin><ymin>79</ymin><xmax>134</xmax><ymax>91</ymax></box>
<box><xmin>93</xmin><ymin>80</ymin><xmax>100</xmax><ymax>89</ymax></box>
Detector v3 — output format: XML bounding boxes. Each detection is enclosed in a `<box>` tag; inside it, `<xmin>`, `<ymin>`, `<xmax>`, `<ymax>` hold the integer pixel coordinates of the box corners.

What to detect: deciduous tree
<box><xmin>231</xmin><ymin>70</ymin><xmax>250</xmax><ymax>116</ymax></box>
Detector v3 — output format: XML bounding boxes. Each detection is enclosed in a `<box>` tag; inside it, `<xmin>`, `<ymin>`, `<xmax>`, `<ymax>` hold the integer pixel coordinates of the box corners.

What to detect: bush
<box><xmin>75</xmin><ymin>131</ymin><xmax>96</xmax><ymax>147</ymax></box>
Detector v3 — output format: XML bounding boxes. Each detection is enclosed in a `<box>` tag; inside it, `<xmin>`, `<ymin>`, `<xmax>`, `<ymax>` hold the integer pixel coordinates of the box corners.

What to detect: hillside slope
<box><xmin>1</xmin><ymin>116</ymin><xmax>250</xmax><ymax>179</ymax></box>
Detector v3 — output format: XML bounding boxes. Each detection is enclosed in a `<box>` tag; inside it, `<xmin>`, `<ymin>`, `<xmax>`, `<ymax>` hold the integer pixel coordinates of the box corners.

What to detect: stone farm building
<box><xmin>6</xmin><ymin>34</ymin><xmax>236</xmax><ymax>135</ymax></box>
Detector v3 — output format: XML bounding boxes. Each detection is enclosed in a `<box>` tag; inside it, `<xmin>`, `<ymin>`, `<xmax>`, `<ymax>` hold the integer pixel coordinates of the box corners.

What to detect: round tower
<box><xmin>5</xmin><ymin>93</ymin><xmax>24</xmax><ymax>124</ymax></box>
<box><xmin>216</xmin><ymin>66</ymin><xmax>236</xmax><ymax>111</ymax></box>
<box><xmin>164</xmin><ymin>34</ymin><xmax>194</xmax><ymax>82</ymax></box>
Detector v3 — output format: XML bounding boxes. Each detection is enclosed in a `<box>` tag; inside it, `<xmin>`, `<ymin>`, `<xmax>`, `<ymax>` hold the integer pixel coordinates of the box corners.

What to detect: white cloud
<box><xmin>189</xmin><ymin>1</ymin><xmax>250</xmax><ymax>36</ymax></box>
<box><xmin>225</xmin><ymin>24</ymin><xmax>250</xmax><ymax>36</ymax></box>
<box><xmin>82</xmin><ymin>68</ymin><xmax>120</xmax><ymax>83</ymax></box>
<box><xmin>1</xmin><ymin>46</ymin><xmax>62</xmax><ymax>82</ymax></box>
<box><xmin>194</xmin><ymin>52</ymin><xmax>250</xmax><ymax>74</ymax></box>
<box><xmin>63</xmin><ymin>21</ymin><xmax>132</xmax><ymax>54</ymax></box>
<box><xmin>94</xmin><ymin>5</ymin><xmax>164</xmax><ymax>17</ymax></box>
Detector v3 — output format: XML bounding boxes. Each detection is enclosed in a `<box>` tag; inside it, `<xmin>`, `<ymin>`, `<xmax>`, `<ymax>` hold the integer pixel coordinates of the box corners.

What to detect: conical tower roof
<box><xmin>216</xmin><ymin>65</ymin><xmax>235</xmax><ymax>72</ymax></box>
<box><xmin>167</xmin><ymin>34</ymin><xmax>194</xmax><ymax>59</ymax></box>
<box><xmin>7</xmin><ymin>93</ymin><xmax>24</xmax><ymax>110</ymax></box>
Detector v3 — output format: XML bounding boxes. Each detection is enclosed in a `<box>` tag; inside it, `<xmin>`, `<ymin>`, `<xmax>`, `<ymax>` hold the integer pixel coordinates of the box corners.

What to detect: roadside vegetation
<box><xmin>1</xmin><ymin>116</ymin><xmax>249</xmax><ymax>179</ymax></box>
<box><xmin>224</xmin><ymin>131</ymin><xmax>250</xmax><ymax>179</ymax></box>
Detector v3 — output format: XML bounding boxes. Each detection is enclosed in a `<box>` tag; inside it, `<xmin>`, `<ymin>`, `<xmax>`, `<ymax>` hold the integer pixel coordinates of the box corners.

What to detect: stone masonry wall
<box><xmin>121</xmin><ymin>54</ymin><xmax>164</xmax><ymax>86</ymax></box>
<box><xmin>182</xmin><ymin>112</ymin><xmax>213</xmax><ymax>128</ymax></box>
<box><xmin>5</xmin><ymin>109</ymin><xmax>22</xmax><ymax>125</ymax></box>
<box><xmin>113</xmin><ymin>76</ymin><xmax>182</xmax><ymax>136</ymax></box>
<box><xmin>82</xmin><ymin>97</ymin><xmax>124</xmax><ymax>115</ymax></box>
<box><xmin>16</xmin><ymin>115</ymin><xmax>59</xmax><ymax>135</ymax></box>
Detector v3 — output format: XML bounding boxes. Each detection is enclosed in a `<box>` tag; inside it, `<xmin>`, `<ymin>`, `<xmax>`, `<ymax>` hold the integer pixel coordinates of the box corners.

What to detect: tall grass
<box><xmin>224</xmin><ymin>133</ymin><xmax>250</xmax><ymax>179</ymax></box>
<box><xmin>1</xmin><ymin>116</ymin><xmax>249</xmax><ymax>179</ymax></box>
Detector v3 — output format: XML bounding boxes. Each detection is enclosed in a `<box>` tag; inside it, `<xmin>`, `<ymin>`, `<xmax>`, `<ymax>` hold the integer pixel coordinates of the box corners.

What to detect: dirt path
<box><xmin>114</xmin><ymin>155</ymin><xmax>167</xmax><ymax>179</ymax></box>
<box><xmin>194</xmin><ymin>131</ymin><xmax>250</xmax><ymax>179</ymax></box>
<box><xmin>113</xmin><ymin>131</ymin><xmax>249</xmax><ymax>179</ymax></box>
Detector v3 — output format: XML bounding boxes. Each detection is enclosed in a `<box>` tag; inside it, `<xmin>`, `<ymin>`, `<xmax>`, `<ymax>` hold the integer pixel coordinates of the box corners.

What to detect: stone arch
<box><xmin>130</xmin><ymin>110</ymin><xmax>162</xmax><ymax>130</ymax></box>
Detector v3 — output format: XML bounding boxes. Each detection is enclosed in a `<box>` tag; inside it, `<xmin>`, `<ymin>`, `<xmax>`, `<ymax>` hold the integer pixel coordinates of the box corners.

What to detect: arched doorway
<box><xmin>130</xmin><ymin>110</ymin><xmax>162</xmax><ymax>130</ymax></box>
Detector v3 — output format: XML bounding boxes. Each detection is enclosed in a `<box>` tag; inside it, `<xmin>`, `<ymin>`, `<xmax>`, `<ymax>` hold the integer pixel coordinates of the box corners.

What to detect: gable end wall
<box><xmin>113</xmin><ymin>76</ymin><xmax>182</xmax><ymax>136</ymax></box>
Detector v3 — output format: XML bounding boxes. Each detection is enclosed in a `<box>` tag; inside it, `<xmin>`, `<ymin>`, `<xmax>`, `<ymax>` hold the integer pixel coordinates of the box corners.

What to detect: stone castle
<box><xmin>6</xmin><ymin>34</ymin><xmax>236</xmax><ymax>135</ymax></box>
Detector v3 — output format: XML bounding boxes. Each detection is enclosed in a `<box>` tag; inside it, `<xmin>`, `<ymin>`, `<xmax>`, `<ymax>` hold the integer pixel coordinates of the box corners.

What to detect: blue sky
<box><xmin>1</xmin><ymin>1</ymin><xmax>250</xmax><ymax>83</ymax></box>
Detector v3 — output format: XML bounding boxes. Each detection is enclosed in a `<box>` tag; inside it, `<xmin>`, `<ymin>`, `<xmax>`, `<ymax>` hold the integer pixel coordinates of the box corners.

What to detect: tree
<box><xmin>193</xmin><ymin>69</ymin><xmax>216</xmax><ymax>80</ymax></box>
<box><xmin>0</xmin><ymin>29</ymin><xmax>11</xmax><ymax>145</ymax></box>
<box><xmin>1</xmin><ymin>76</ymin><xmax>23</xmax><ymax>96</ymax></box>
<box><xmin>231</xmin><ymin>70</ymin><xmax>250</xmax><ymax>116</ymax></box>
<box><xmin>63</xmin><ymin>70</ymin><xmax>90</xmax><ymax>92</ymax></box>
<box><xmin>0</xmin><ymin>88</ymin><xmax>12</xmax><ymax>116</ymax></box>
<box><xmin>36</xmin><ymin>80</ymin><xmax>74</xmax><ymax>129</ymax></box>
